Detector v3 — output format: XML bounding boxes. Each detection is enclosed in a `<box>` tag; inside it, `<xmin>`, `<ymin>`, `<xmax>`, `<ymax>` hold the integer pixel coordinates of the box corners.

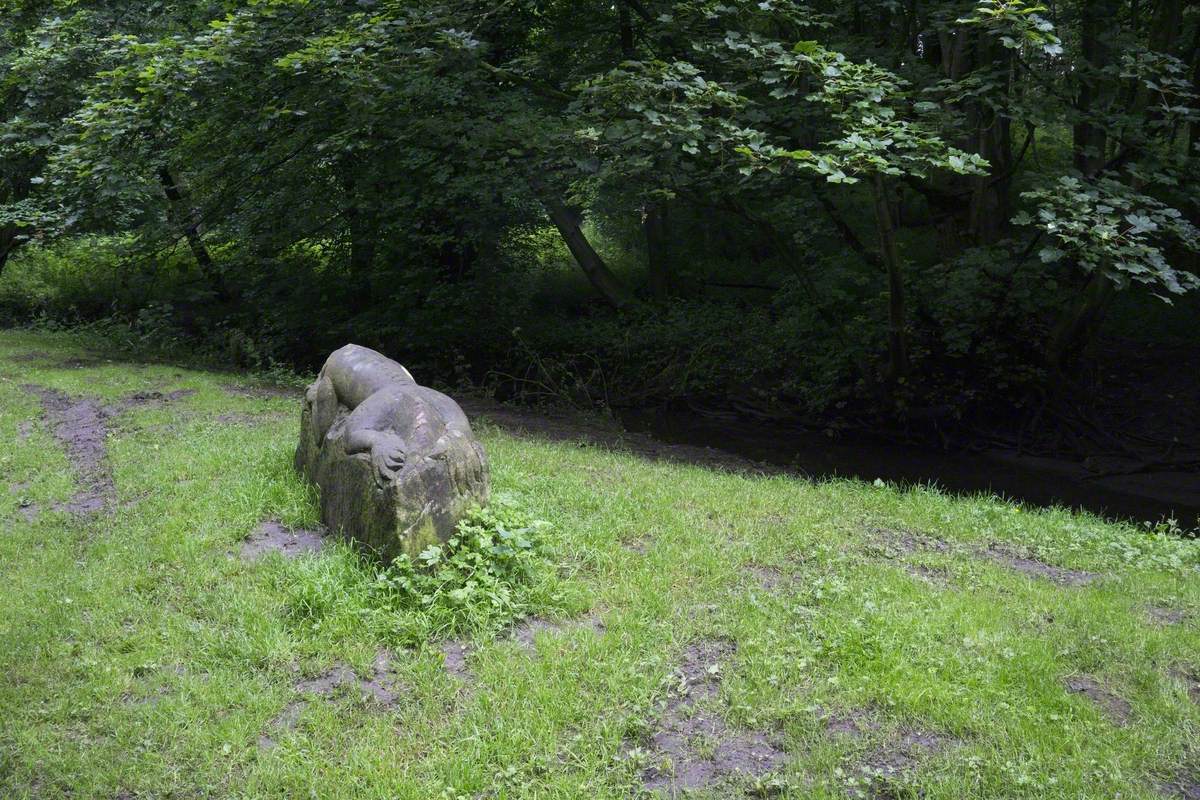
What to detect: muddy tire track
<box><xmin>22</xmin><ymin>385</ymin><xmax>196</xmax><ymax>516</ymax></box>
<box><xmin>24</xmin><ymin>385</ymin><xmax>116</xmax><ymax>515</ymax></box>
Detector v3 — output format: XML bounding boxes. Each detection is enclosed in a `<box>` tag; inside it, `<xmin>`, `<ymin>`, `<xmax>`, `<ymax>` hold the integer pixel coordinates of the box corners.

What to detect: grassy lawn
<box><xmin>1</xmin><ymin>329</ymin><xmax>1198</xmax><ymax>799</ymax></box>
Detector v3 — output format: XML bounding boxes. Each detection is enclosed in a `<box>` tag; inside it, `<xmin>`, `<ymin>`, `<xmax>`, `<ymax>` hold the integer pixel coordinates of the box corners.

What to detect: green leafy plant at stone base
<box><xmin>282</xmin><ymin>495</ymin><xmax>565</xmax><ymax>644</ymax></box>
<box><xmin>370</xmin><ymin>497</ymin><xmax>555</xmax><ymax>636</ymax></box>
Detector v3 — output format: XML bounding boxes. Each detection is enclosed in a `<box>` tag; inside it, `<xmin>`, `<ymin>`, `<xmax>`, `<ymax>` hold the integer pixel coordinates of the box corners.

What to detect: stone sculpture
<box><xmin>295</xmin><ymin>344</ymin><xmax>489</xmax><ymax>561</ymax></box>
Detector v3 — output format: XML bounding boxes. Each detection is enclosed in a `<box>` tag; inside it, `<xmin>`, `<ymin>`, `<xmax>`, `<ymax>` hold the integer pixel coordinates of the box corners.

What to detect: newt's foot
<box><xmin>371</xmin><ymin>438</ymin><xmax>407</xmax><ymax>486</ymax></box>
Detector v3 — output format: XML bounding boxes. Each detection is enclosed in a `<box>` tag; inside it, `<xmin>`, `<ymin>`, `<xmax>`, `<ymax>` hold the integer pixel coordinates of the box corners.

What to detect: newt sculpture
<box><xmin>295</xmin><ymin>344</ymin><xmax>489</xmax><ymax>561</ymax></box>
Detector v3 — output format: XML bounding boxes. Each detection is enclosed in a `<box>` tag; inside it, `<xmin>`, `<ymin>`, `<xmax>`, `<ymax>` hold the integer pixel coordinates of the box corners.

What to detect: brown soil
<box><xmin>820</xmin><ymin>707</ymin><xmax>957</xmax><ymax>796</ymax></box>
<box><xmin>856</xmin><ymin>729</ymin><xmax>954</xmax><ymax>798</ymax></box>
<box><xmin>117</xmin><ymin>389</ymin><xmax>197</xmax><ymax>408</ymax></box>
<box><xmin>868</xmin><ymin>527</ymin><xmax>951</xmax><ymax>556</ymax></box>
<box><xmin>904</xmin><ymin>563</ymin><xmax>953</xmax><ymax>586</ymax></box>
<box><xmin>1065</xmin><ymin>675</ymin><xmax>1132</xmax><ymax>726</ymax></box>
<box><xmin>822</xmin><ymin>709</ymin><xmax>883</xmax><ymax>738</ymax></box>
<box><xmin>240</xmin><ymin>521</ymin><xmax>324</xmax><ymax>560</ymax></box>
<box><xmin>638</xmin><ymin>638</ymin><xmax>788</xmax><ymax>795</ymax></box>
<box><xmin>1149</xmin><ymin>606</ymin><xmax>1188</xmax><ymax>625</ymax></box>
<box><xmin>507</xmin><ymin>613</ymin><xmax>606</xmax><ymax>652</ymax></box>
<box><xmin>222</xmin><ymin>383</ymin><xmax>302</xmax><ymax>400</ymax></box>
<box><xmin>20</xmin><ymin>384</ymin><xmax>197</xmax><ymax>516</ymax></box>
<box><xmin>980</xmin><ymin>543</ymin><xmax>1099</xmax><ymax>586</ymax></box>
<box><xmin>747</xmin><ymin>565</ymin><xmax>791</xmax><ymax>591</ymax></box>
<box><xmin>441</xmin><ymin>641</ymin><xmax>472</xmax><ymax>680</ymax></box>
<box><xmin>1171</xmin><ymin>667</ymin><xmax>1200</xmax><ymax>705</ymax></box>
<box><xmin>258</xmin><ymin>652</ymin><xmax>404</xmax><ymax>749</ymax></box>
<box><xmin>215</xmin><ymin>411</ymin><xmax>291</xmax><ymax>426</ymax></box>
<box><xmin>6</xmin><ymin>351</ymin><xmax>54</xmax><ymax>363</ymax></box>
<box><xmin>24</xmin><ymin>385</ymin><xmax>115</xmax><ymax>515</ymax></box>
<box><xmin>1159</xmin><ymin>765</ymin><xmax>1200</xmax><ymax>800</ymax></box>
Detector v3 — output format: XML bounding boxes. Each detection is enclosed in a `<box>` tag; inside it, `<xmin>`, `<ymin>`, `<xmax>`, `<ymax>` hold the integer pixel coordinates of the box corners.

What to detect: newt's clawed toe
<box><xmin>371</xmin><ymin>440</ymin><xmax>407</xmax><ymax>485</ymax></box>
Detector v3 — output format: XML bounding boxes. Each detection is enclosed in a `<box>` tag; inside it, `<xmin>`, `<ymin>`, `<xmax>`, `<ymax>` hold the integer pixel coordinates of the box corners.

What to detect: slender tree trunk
<box><xmin>0</xmin><ymin>229</ymin><xmax>15</xmax><ymax>279</ymax></box>
<box><xmin>870</xmin><ymin>175</ymin><xmax>909</xmax><ymax>381</ymax></box>
<box><xmin>541</xmin><ymin>194</ymin><xmax>636</xmax><ymax>309</ymax></box>
<box><xmin>1073</xmin><ymin>2</ymin><xmax>1118</xmax><ymax>175</ymax></box>
<box><xmin>968</xmin><ymin>37</ymin><xmax>1013</xmax><ymax>244</ymax></box>
<box><xmin>345</xmin><ymin>200</ymin><xmax>377</xmax><ymax>278</ymax></box>
<box><xmin>618</xmin><ymin>3</ymin><xmax>635</xmax><ymax>56</ymax></box>
<box><xmin>644</xmin><ymin>202</ymin><xmax>670</xmax><ymax>300</ymax></box>
<box><xmin>158</xmin><ymin>167</ymin><xmax>227</xmax><ymax>300</ymax></box>
<box><xmin>1046</xmin><ymin>271</ymin><xmax>1115</xmax><ymax>376</ymax></box>
<box><xmin>1189</xmin><ymin>21</ymin><xmax>1200</xmax><ymax>151</ymax></box>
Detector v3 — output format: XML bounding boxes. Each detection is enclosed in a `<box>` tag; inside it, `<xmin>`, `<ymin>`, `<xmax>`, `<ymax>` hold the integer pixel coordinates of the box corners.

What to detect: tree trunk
<box><xmin>346</xmin><ymin>204</ymin><xmax>377</xmax><ymax>277</ymax></box>
<box><xmin>0</xmin><ymin>229</ymin><xmax>15</xmax><ymax>279</ymax></box>
<box><xmin>871</xmin><ymin>175</ymin><xmax>909</xmax><ymax>381</ymax></box>
<box><xmin>1073</xmin><ymin>2</ymin><xmax>1118</xmax><ymax>175</ymax></box>
<box><xmin>644</xmin><ymin>202</ymin><xmax>670</xmax><ymax>300</ymax></box>
<box><xmin>968</xmin><ymin>35</ymin><xmax>1013</xmax><ymax>244</ymax></box>
<box><xmin>542</xmin><ymin>194</ymin><xmax>636</xmax><ymax>309</ymax></box>
<box><xmin>1046</xmin><ymin>271</ymin><xmax>1115</xmax><ymax>376</ymax></box>
<box><xmin>158</xmin><ymin>167</ymin><xmax>228</xmax><ymax>300</ymax></box>
<box><xmin>618</xmin><ymin>3</ymin><xmax>635</xmax><ymax>57</ymax></box>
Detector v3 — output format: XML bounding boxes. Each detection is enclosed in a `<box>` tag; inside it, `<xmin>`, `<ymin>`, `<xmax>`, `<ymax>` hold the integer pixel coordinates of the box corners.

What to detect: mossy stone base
<box><xmin>295</xmin><ymin>403</ymin><xmax>489</xmax><ymax>562</ymax></box>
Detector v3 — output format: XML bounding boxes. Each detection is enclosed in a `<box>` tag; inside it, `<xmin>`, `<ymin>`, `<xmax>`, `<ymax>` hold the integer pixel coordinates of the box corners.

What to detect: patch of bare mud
<box><xmin>903</xmin><ymin>563</ymin><xmax>952</xmax><ymax>586</ymax></box>
<box><xmin>1171</xmin><ymin>667</ymin><xmax>1200</xmax><ymax>705</ymax></box>
<box><xmin>854</xmin><ymin>729</ymin><xmax>955</xmax><ymax>798</ymax></box>
<box><xmin>20</xmin><ymin>384</ymin><xmax>196</xmax><ymax>515</ymax></box>
<box><xmin>622</xmin><ymin>537</ymin><xmax>650</xmax><ymax>554</ymax></box>
<box><xmin>1160</xmin><ymin>766</ymin><xmax>1200</xmax><ymax>800</ymax></box>
<box><xmin>24</xmin><ymin>385</ymin><xmax>114</xmax><ymax>515</ymax></box>
<box><xmin>507</xmin><ymin>613</ymin><xmax>606</xmax><ymax>651</ymax></box>
<box><xmin>980</xmin><ymin>543</ymin><xmax>1099</xmax><ymax>586</ymax></box>
<box><xmin>215</xmin><ymin>411</ymin><xmax>290</xmax><ymax>426</ymax></box>
<box><xmin>819</xmin><ymin>708</ymin><xmax>957</xmax><ymax>797</ymax></box>
<box><xmin>1149</xmin><ymin>606</ymin><xmax>1188</xmax><ymax>625</ymax></box>
<box><xmin>867</xmin><ymin>526</ymin><xmax>950</xmax><ymax>556</ymax></box>
<box><xmin>17</xmin><ymin>500</ymin><xmax>40</xmax><ymax>522</ymax></box>
<box><xmin>240</xmin><ymin>521</ymin><xmax>324</xmax><ymax>560</ymax></box>
<box><xmin>821</xmin><ymin>709</ymin><xmax>882</xmax><ymax>738</ymax></box>
<box><xmin>636</xmin><ymin>638</ymin><xmax>788</xmax><ymax>795</ymax></box>
<box><xmin>6</xmin><ymin>351</ymin><xmax>53</xmax><ymax>363</ymax></box>
<box><xmin>1065</xmin><ymin>675</ymin><xmax>1132</xmax><ymax>726</ymax></box>
<box><xmin>747</xmin><ymin>564</ymin><xmax>792</xmax><ymax>591</ymax></box>
<box><xmin>441</xmin><ymin>641</ymin><xmax>473</xmax><ymax>680</ymax></box>
<box><xmin>258</xmin><ymin>652</ymin><xmax>404</xmax><ymax>749</ymax></box>
<box><xmin>118</xmin><ymin>388</ymin><xmax>197</xmax><ymax>408</ymax></box>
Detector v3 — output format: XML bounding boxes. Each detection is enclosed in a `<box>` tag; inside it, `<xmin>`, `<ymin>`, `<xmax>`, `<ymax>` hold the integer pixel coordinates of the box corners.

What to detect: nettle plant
<box><xmin>371</xmin><ymin>495</ymin><xmax>555</xmax><ymax>636</ymax></box>
<box><xmin>741</xmin><ymin>42</ymin><xmax>988</xmax><ymax>382</ymax></box>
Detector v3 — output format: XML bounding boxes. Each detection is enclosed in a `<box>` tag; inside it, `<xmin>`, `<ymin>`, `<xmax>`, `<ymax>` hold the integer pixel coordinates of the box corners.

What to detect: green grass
<box><xmin>1</xmin><ymin>329</ymin><xmax>1198</xmax><ymax>799</ymax></box>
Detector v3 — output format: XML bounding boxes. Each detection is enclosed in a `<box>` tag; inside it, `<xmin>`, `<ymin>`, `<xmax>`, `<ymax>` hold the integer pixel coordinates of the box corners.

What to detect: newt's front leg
<box><xmin>344</xmin><ymin>426</ymin><xmax>407</xmax><ymax>487</ymax></box>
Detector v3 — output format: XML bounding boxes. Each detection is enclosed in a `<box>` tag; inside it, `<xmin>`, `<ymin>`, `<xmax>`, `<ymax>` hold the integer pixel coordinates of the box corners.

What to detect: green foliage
<box><xmin>371</xmin><ymin>498</ymin><xmax>555</xmax><ymax>632</ymax></box>
<box><xmin>957</xmin><ymin>0</ymin><xmax>1063</xmax><ymax>56</ymax></box>
<box><xmin>1015</xmin><ymin>177</ymin><xmax>1200</xmax><ymax>298</ymax></box>
<box><xmin>3</xmin><ymin>0</ymin><xmax>1199</xmax><ymax>420</ymax></box>
<box><xmin>285</xmin><ymin>496</ymin><xmax>563</xmax><ymax>643</ymax></box>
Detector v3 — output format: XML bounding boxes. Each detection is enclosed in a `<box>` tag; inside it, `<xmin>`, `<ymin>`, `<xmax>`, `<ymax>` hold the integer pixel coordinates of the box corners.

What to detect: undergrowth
<box><xmin>281</xmin><ymin>495</ymin><xmax>569</xmax><ymax>644</ymax></box>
